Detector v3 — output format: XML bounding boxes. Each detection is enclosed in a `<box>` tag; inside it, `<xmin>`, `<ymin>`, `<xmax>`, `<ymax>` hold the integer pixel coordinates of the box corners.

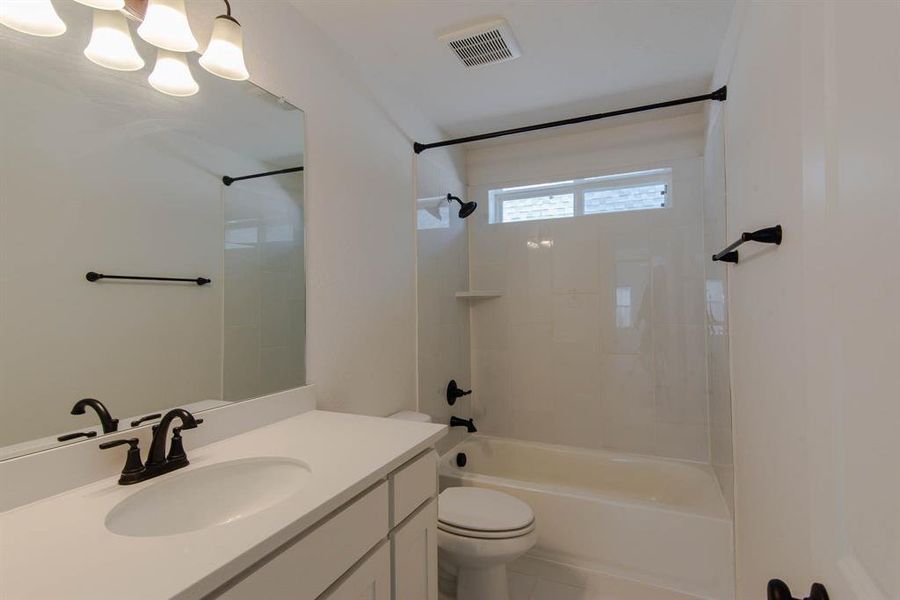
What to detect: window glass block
<box><xmin>584</xmin><ymin>184</ymin><xmax>667</xmax><ymax>215</ymax></box>
<box><xmin>501</xmin><ymin>193</ymin><xmax>574</xmax><ymax>223</ymax></box>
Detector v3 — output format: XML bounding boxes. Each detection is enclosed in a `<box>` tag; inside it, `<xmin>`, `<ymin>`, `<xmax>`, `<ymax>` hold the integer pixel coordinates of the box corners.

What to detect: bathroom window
<box><xmin>500</xmin><ymin>193</ymin><xmax>575</xmax><ymax>222</ymax></box>
<box><xmin>490</xmin><ymin>168</ymin><xmax>671</xmax><ymax>224</ymax></box>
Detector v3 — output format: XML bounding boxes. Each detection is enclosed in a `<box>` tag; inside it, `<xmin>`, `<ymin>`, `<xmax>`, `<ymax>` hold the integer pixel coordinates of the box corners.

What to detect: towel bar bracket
<box><xmin>712</xmin><ymin>225</ymin><xmax>782</xmax><ymax>264</ymax></box>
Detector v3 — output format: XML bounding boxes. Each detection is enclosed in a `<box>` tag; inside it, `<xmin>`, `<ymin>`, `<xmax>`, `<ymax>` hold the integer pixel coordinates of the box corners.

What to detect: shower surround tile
<box><xmin>468</xmin><ymin>157</ymin><xmax>710</xmax><ymax>461</ymax></box>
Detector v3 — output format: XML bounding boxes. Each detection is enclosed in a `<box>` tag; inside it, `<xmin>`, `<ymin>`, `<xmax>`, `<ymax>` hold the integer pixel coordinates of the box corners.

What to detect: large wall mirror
<box><xmin>0</xmin><ymin>2</ymin><xmax>306</xmax><ymax>459</ymax></box>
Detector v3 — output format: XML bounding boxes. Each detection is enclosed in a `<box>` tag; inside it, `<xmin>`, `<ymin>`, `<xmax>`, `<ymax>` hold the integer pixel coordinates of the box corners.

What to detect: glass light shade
<box><xmin>137</xmin><ymin>0</ymin><xmax>197</xmax><ymax>52</ymax></box>
<box><xmin>84</xmin><ymin>9</ymin><xmax>144</xmax><ymax>71</ymax></box>
<box><xmin>199</xmin><ymin>15</ymin><xmax>249</xmax><ymax>81</ymax></box>
<box><xmin>73</xmin><ymin>0</ymin><xmax>125</xmax><ymax>9</ymax></box>
<box><xmin>0</xmin><ymin>0</ymin><xmax>66</xmax><ymax>37</ymax></box>
<box><xmin>148</xmin><ymin>49</ymin><xmax>198</xmax><ymax>97</ymax></box>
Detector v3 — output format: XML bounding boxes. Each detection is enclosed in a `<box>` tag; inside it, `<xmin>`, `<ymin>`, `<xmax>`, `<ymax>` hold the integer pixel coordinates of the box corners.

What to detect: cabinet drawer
<box><xmin>390</xmin><ymin>451</ymin><xmax>437</xmax><ymax>527</ymax></box>
<box><xmin>320</xmin><ymin>542</ymin><xmax>391</xmax><ymax>600</ymax></box>
<box><xmin>218</xmin><ymin>481</ymin><xmax>389</xmax><ymax>599</ymax></box>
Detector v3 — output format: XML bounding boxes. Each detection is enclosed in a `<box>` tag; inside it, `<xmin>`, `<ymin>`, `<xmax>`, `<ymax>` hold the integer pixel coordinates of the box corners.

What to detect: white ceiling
<box><xmin>293</xmin><ymin>0</ymin><xmax>735</xmax><ymax>141</ymax></box>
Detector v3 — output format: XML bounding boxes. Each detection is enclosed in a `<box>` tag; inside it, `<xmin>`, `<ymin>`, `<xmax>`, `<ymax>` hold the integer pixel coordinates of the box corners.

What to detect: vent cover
<box><xmin>439</xmin><ymin>19</ymin><xmax>521</xmax><ymax>68</ymax></box>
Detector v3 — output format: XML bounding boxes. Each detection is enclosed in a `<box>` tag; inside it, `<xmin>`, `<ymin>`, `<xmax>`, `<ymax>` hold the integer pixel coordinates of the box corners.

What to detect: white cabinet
<box><xmin>321</xmin><ymin>543</ymin><xmax>391</xmax><ymax>600</ymax></box>
<box><xmin>212</xmin><ymin>450</ymin><xmax>439</xmax><ymax>600</ymax></box>
<box><xmin>217</xmin><ymin>482</ymin><xmax>389</xmax><ymax>599</ymax></box>
<box><xmin>391</xmin><ymin>499</ymin><xmax>438</xmax><ymax>600</ymax></box>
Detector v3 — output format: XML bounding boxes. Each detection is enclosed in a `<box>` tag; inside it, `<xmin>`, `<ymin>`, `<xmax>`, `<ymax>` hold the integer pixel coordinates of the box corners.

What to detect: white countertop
<box><xmin>0</xmin><ymin>410</ymin><xmax>446</xmax><ymax>599</ymax></box>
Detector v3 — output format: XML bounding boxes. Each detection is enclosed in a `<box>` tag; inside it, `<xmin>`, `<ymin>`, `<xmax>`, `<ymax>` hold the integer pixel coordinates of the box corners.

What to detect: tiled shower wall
<box><xmin>415</xmin><ymin>149</ymin><xmax>471</xmax><ymax>432</ymax></box>
<box><xmin>468</xmin><ymin>157</ymin><xmax>710</xmax><ymax>462</ymax></box>
<box><xmin>223</xmin><ymin>173</ymin><xmax>306</xmax><ymax>401</ymax></box>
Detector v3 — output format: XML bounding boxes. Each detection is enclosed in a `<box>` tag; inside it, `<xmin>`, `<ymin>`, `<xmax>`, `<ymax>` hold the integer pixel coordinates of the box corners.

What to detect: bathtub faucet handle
<box><xmin>447</xmin><ymin>380</ymin><xmax>472</xmax><ymax>406</ymax></box>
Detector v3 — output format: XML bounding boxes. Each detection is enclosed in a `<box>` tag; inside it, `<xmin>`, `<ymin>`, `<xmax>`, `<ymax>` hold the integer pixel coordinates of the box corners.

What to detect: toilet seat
<box><xmin>438</xmin><ymin>520</ymin><xmax>535</xmax><ymax>539</ymax></box>
<box><xmin>438</xmin><ymin>488</ymin><xmax>535</xmax><ymax>540</ymax></box>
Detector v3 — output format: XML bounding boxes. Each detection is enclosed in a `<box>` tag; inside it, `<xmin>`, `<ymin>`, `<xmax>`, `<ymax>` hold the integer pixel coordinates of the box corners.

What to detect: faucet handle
<box><xmin>57</xmin><ymin>430</ymin><xmax>98</xmax><ymax>442</ymax></box>
<box><xmin>131</xmin><ymin>413</ymin><xmax>162</xmax><ymax>427</ymax></box>
<box><xmin>447</xmin><ymin>380</ymin><xmax>472</xmax><ymax>406</ymax></box>
<box><xmin>98</xmin><ymin>438</ymin><xmax>138</xmax><ymax>450</ymax></box>
<box><xmin>99</xmin><ymin>438</ymin><xmax>145</xmax><ymax>484</ymax></box>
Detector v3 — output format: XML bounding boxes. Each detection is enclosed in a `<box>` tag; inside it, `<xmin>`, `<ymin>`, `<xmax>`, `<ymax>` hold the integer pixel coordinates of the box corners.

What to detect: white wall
<box><xmin>712</xmin><ymin>4</ymin><xmax>814</xmax><ymax>597</ymax></box>
<box><xmin>714</xmin><ymin>2</ymin><xmax>900</xmax><ymax>598</ymax></box>
<box><xmin>465</xmin><ymin>115</ymin><xmax>715</xmax><ymax>461</ymax></box>
<box><xmin>189</xmin><ymin>1</ymin><xmax>423</xmax><ymax>416</ymax></box>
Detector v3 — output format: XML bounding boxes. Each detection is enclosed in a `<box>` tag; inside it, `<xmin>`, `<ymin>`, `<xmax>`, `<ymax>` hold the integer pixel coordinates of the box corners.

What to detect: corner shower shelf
<box><xmin>455</xmin><ymin>291</ymin><xmax>504</xmax><ymax>299</ymax></box>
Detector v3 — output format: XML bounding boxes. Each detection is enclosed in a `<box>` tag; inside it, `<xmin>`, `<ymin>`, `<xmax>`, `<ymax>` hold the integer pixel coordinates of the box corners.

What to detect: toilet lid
<box><xmin>438</xmin><ymin>487</ymin><xmax>534</xmax><ymax>532</ymax></box>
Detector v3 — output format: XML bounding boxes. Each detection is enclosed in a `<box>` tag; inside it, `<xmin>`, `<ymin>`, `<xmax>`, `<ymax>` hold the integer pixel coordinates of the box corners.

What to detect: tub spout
<box><xmin>450</xmin><ymin>416</ymin><xmax>477</xmax><ymax>433</ymax></box>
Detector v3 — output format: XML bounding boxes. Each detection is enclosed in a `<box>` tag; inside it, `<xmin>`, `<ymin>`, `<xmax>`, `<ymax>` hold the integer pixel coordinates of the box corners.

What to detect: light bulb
<box><xmin>137</xmin><ymin>0</ymin><xmax>197</xmax><ymax>52</ymax></box>
<box><xmin>73</xmin><ymin>0</ymin><xmax>125</xmax><ymax>9</ymax></box>
<box><xmin>0</xmin><ymin>0</ymin><xmax>66</xmax><ymax>37</ymax></box>
<box><xmin>148</xmin><ymin>49</ymin><xmax>198</xmax><ymax>97</ymax></box>
<box><xmin>84</xmin><ymin>9</ymin><xmax>144</xmax><ymax>71</ymax></box>
<box><xmin>199</xmin><ymin>15</ymin><xmax>249</xmax><ymax>81</ymax></box>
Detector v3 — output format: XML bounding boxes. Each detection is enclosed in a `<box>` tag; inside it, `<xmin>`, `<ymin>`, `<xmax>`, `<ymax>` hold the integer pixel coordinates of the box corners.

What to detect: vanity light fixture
<box><xmin>2</xmin><ymin>0</ymin><xmax>253</xmax><ymax>98</ymax></box>
<box><xmin>199</xmin><ymin>0</ymin><xmax>249</xmax><ymax>81</ymax></box>
<box><xmin>83</xmin><ymin>9</ymin><xmax>144</xmax><ymax>71</ymax></box>
<box><xmin>0</xmin><ymin>0</ymin><xmax>67</xmax><ymax>37</ymax></box>
<box><xmin>74</xmin><ymin>0</ymin><xmax>126</xmax><ymax>9</ymax></box>
<box><xmin>148</xmin><ymin>49</ymin><xmax>199</xmax><ymax>97</ymax></box>
<box><xmin>137</xmin><ymin>0</ymin><xmax>198</xmax><ymax>53</ymax></box>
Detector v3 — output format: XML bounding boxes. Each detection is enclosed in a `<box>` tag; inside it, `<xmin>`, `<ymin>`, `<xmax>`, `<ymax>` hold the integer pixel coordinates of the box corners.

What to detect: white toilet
<box><xmin>437</xmin><ymin>487</ymin><xmax>537</xmax><ymax>600</ymax></box>
<box><xmin>387</xmin><ymin>411</ymin><xmax>537</xmax><ymax>599</ymax></box>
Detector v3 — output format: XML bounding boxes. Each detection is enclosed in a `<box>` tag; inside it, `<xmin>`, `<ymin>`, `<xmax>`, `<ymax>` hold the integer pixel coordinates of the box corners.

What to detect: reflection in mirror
<box><xmin>0</xmin><ymin>1</ymin><xmax>305</xmax><ymax>459</ymax></box>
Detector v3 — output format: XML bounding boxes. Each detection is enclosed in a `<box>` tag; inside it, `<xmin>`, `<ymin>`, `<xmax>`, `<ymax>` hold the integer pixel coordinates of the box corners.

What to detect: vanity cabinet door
<box><xmin>320</xmin><ymin>542</ymin><xmax>391</xmax><ymax>600</ymax></box>
<box><xmin>216</xmin><ymin>482</ymin><xmax>388</xmax><ymax>599</ymax></box>
<box><xmin>390</xmin><ymin>499</ymin><xmax>438</xmax><ymax>600</ymax></box>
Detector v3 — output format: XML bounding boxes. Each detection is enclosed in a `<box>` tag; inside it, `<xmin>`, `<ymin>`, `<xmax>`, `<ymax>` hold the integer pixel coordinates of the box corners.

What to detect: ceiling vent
<box><xmin>439</xmin><ymin>19</ymin><xmax>521</xmax><ymax>68</ymax></box>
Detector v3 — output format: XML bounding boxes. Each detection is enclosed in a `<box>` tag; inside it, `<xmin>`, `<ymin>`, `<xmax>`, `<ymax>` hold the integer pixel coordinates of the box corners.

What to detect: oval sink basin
<box><xmin>106</xmin><ymin>457</ymin><xmax>311</xmax><ymax>537</ymax></box>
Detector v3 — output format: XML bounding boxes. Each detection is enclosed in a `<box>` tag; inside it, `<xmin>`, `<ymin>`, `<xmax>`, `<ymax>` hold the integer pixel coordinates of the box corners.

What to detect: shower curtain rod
<box><xmin>413</xmin><ymin>86</ymin><xmax>727</xmax><ymax>154</ymax></box>
<box><xmin>222</xmin><ymin>165</ymin><xmax>304</xmax><ymax>186</ymax></box>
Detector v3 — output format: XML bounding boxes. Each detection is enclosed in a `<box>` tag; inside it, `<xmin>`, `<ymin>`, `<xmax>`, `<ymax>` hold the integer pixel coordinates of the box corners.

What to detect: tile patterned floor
<box><xmin>440</xmin><ymin>554</ymin><xmax>707</xmax><ymax>600</ymax></box>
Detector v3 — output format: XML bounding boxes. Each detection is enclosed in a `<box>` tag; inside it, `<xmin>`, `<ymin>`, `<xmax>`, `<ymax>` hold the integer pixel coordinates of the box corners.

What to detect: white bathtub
<box><xmin>440</xmin><ymin>435</ymin><xmax>734</xmax><ymax>600</ymax></box>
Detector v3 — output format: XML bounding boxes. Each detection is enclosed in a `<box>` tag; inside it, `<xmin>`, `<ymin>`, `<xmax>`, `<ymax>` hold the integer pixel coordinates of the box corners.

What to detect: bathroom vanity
<box><xmin>0</xmin><ymin>8</ymin><xmax>445</xmax><ymax>598</ymax></box>
<box><xmin>0</xmin><ymin>391</ymin><xmax>445</xmax><ymax>599</ymax></box>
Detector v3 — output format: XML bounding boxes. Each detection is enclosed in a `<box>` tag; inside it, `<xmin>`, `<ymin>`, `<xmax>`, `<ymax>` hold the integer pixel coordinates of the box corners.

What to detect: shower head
<box><xmin>447</xmin><ymin>194</ymin><xmax>477</xmax><ymax>219</ymax></box>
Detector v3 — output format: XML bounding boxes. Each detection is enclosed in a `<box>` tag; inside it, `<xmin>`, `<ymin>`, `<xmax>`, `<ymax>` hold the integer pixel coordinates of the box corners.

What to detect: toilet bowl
<box><xmin>437</xmin><ymin>487</ymin><xmax>537</xmax><ymax>600</ymax></box>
